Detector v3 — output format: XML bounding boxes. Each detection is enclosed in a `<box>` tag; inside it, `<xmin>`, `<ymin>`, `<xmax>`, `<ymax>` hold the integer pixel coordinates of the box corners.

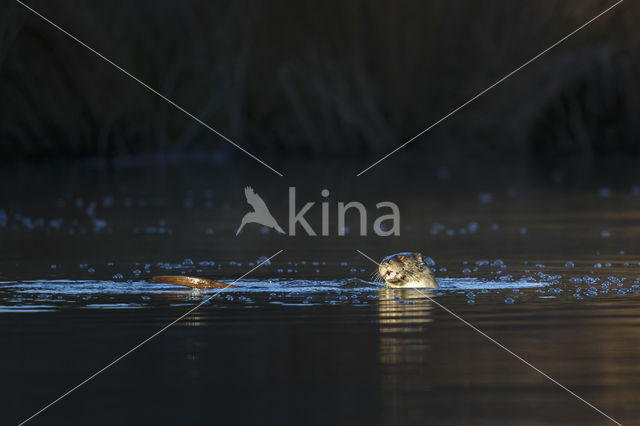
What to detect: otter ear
<box><xmin>413</xmin><ymin>253</ymin><xmax>423</xmax><ymax>261</ymax></box>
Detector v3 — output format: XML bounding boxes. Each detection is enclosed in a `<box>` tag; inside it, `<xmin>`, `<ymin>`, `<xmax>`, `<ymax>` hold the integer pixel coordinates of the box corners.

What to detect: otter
<box><xmin>150</xmin><ymin>275</ymin><xmax>235</xmax><ymax>289</ymax></box>
<box><xmin>152</xmin><ymin>253</ymin><xmax>437</xmax><ymax>290</ymax></box>
<box><xmin>378</xmin><ymin>252</ymin><xmax>438</xmax><ymax>288</ymax></box>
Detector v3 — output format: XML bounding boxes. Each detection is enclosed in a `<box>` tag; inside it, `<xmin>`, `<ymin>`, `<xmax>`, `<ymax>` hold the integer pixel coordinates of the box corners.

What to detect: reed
<box><xmin>0</xmin><ymin>0</ymin><xmax>637</xmax><ymax>161</ymax></box>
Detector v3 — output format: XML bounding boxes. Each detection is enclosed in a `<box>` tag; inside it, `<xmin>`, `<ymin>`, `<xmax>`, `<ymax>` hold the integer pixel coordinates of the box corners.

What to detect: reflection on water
<box><xmin>378</xmin><ymin>288</ymin><xmax>435</xmax><ymax>425</ymax></box>
<box><xmin>378</xmin><ymin>288</ymin><xmax>434</xmax><ymax>364</ymax></box>
<box><xmin>2</xmin><ymin>279</ymin><xmax>640</xmax><ymax>424</ymax></box>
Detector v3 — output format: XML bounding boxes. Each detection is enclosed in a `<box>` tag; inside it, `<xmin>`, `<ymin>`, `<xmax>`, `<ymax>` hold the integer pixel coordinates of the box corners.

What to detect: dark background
<box><xmin>3</xmin><ymin>4</ymin><xmax>640</xmax><ymax>425</ymax></box>
<box><xmin>1</xmin><ymin>0</ymin><xmax>638</xmax><ymax>170</ymax></box>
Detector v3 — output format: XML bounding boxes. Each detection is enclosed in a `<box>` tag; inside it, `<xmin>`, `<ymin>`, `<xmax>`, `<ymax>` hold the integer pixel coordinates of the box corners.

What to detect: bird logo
<box><xmin>236</xmin><ymin>186</ymin><xmax>285</xmax><ymax>235</ymax></box>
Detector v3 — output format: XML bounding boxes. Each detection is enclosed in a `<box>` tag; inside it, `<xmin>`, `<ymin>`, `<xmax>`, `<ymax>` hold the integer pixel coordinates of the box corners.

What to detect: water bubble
<box><xmin>492</xmin><ymin>259</ymin><xmax>506</xmax><ymax>268</ymax></box>
<box><xmin>93</xmin><ymin>219</ymin><xmax>107</xmax><ymax>232</ymax></box>
<box><xmin>504</xmin><ymin>298</ymin><xmax>515</xmax><ymax>304</ymax></box>
<box><xmin>430</xmin><ymin>223</ymin><xmax>445</xmax><ymax>235</ymax></box>
<box><xmin>101</xmin><ymin>196</ymin><xmax>114</xmax><ymax>208</ymax></box>
<box><xmin>478</xmin><ymin>193</ymin><xmax>493</xmax><ymax>204</ymax></box>
<box><xmin>49</xmin><ymin>218</ymin><xmax>63</xmax><ymax>229</ymax></box>
<box><xmin>257</xmin><ymin>256</ymin><xmax>271</xmax><ymax>266</ymax></box>
<box><xmin>423</xmin><ymin>257</ymin><xmax>436</xmax><ymax>267</ymax></box>
<box><xmin>601</xmin><ymin>230</ymin><xmax>610</xmax><ymax>238</ymax></box>
<box><xmin>565</xmin><ymin>261</ymin><xmax>575</xmax><ymax>268</ymax></box>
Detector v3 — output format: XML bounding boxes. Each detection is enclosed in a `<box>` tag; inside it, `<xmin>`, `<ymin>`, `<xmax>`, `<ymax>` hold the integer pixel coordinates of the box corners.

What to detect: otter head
<box><xmin>378</xmin><ymin>252</ymin><xmax>428</xmax><ymax>286</ymax></box>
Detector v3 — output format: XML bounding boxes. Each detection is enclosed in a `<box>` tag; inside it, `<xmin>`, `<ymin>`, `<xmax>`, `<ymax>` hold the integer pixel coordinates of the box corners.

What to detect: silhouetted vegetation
<box><xmin>1</xmin><ymin>0</ymin><xmax>638</xmax><ymax>162</ymax></box>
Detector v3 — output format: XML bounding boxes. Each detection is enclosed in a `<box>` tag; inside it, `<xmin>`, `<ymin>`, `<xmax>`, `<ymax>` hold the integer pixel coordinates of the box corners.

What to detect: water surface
<box><xmin>2</xmin><ymin>160</ymin><xmax>640</xmax><ymax>425</ymax></box>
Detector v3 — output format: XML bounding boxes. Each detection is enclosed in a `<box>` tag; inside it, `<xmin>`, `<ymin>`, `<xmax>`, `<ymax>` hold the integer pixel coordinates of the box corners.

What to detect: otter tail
<box><xmin>150</xmin><ymin>275</ymin><xmax>236</xmax><ymax>289</ymax></box>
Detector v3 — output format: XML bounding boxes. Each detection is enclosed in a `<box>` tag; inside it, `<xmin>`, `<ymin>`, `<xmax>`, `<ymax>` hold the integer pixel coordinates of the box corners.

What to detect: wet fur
<box><xmin>378</xmin><ymin>253</ymin><xmax>438</xmax><ymax>288</ymax></box>
<box><xmin>150</xmin><ymin>275</ymin><xmax>235</xmax><ymax>289</ymax></box>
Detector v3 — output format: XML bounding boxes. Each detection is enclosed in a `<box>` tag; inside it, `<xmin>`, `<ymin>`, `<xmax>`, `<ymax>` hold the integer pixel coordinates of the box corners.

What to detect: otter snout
<box><xmin>385</xmin><ymin>270</ymin><xmax>399</xmax><ymax>280</ymax></box>
<box><xmin>378</xmin><ymin>260</ymin><xmax>404</xmax><ymax>284</ymax></box>
<box><xmin>379</xmin><ymin>265</ymin><xmax>398</xmax><ymax>281</ymax></box>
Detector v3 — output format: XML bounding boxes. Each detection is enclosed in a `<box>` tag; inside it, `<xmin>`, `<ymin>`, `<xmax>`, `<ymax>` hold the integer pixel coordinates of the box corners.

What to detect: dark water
<box><xmin>2</xmin><ymin>158</ymin><xmax>640</xmax><ymax>425</ymax></box>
